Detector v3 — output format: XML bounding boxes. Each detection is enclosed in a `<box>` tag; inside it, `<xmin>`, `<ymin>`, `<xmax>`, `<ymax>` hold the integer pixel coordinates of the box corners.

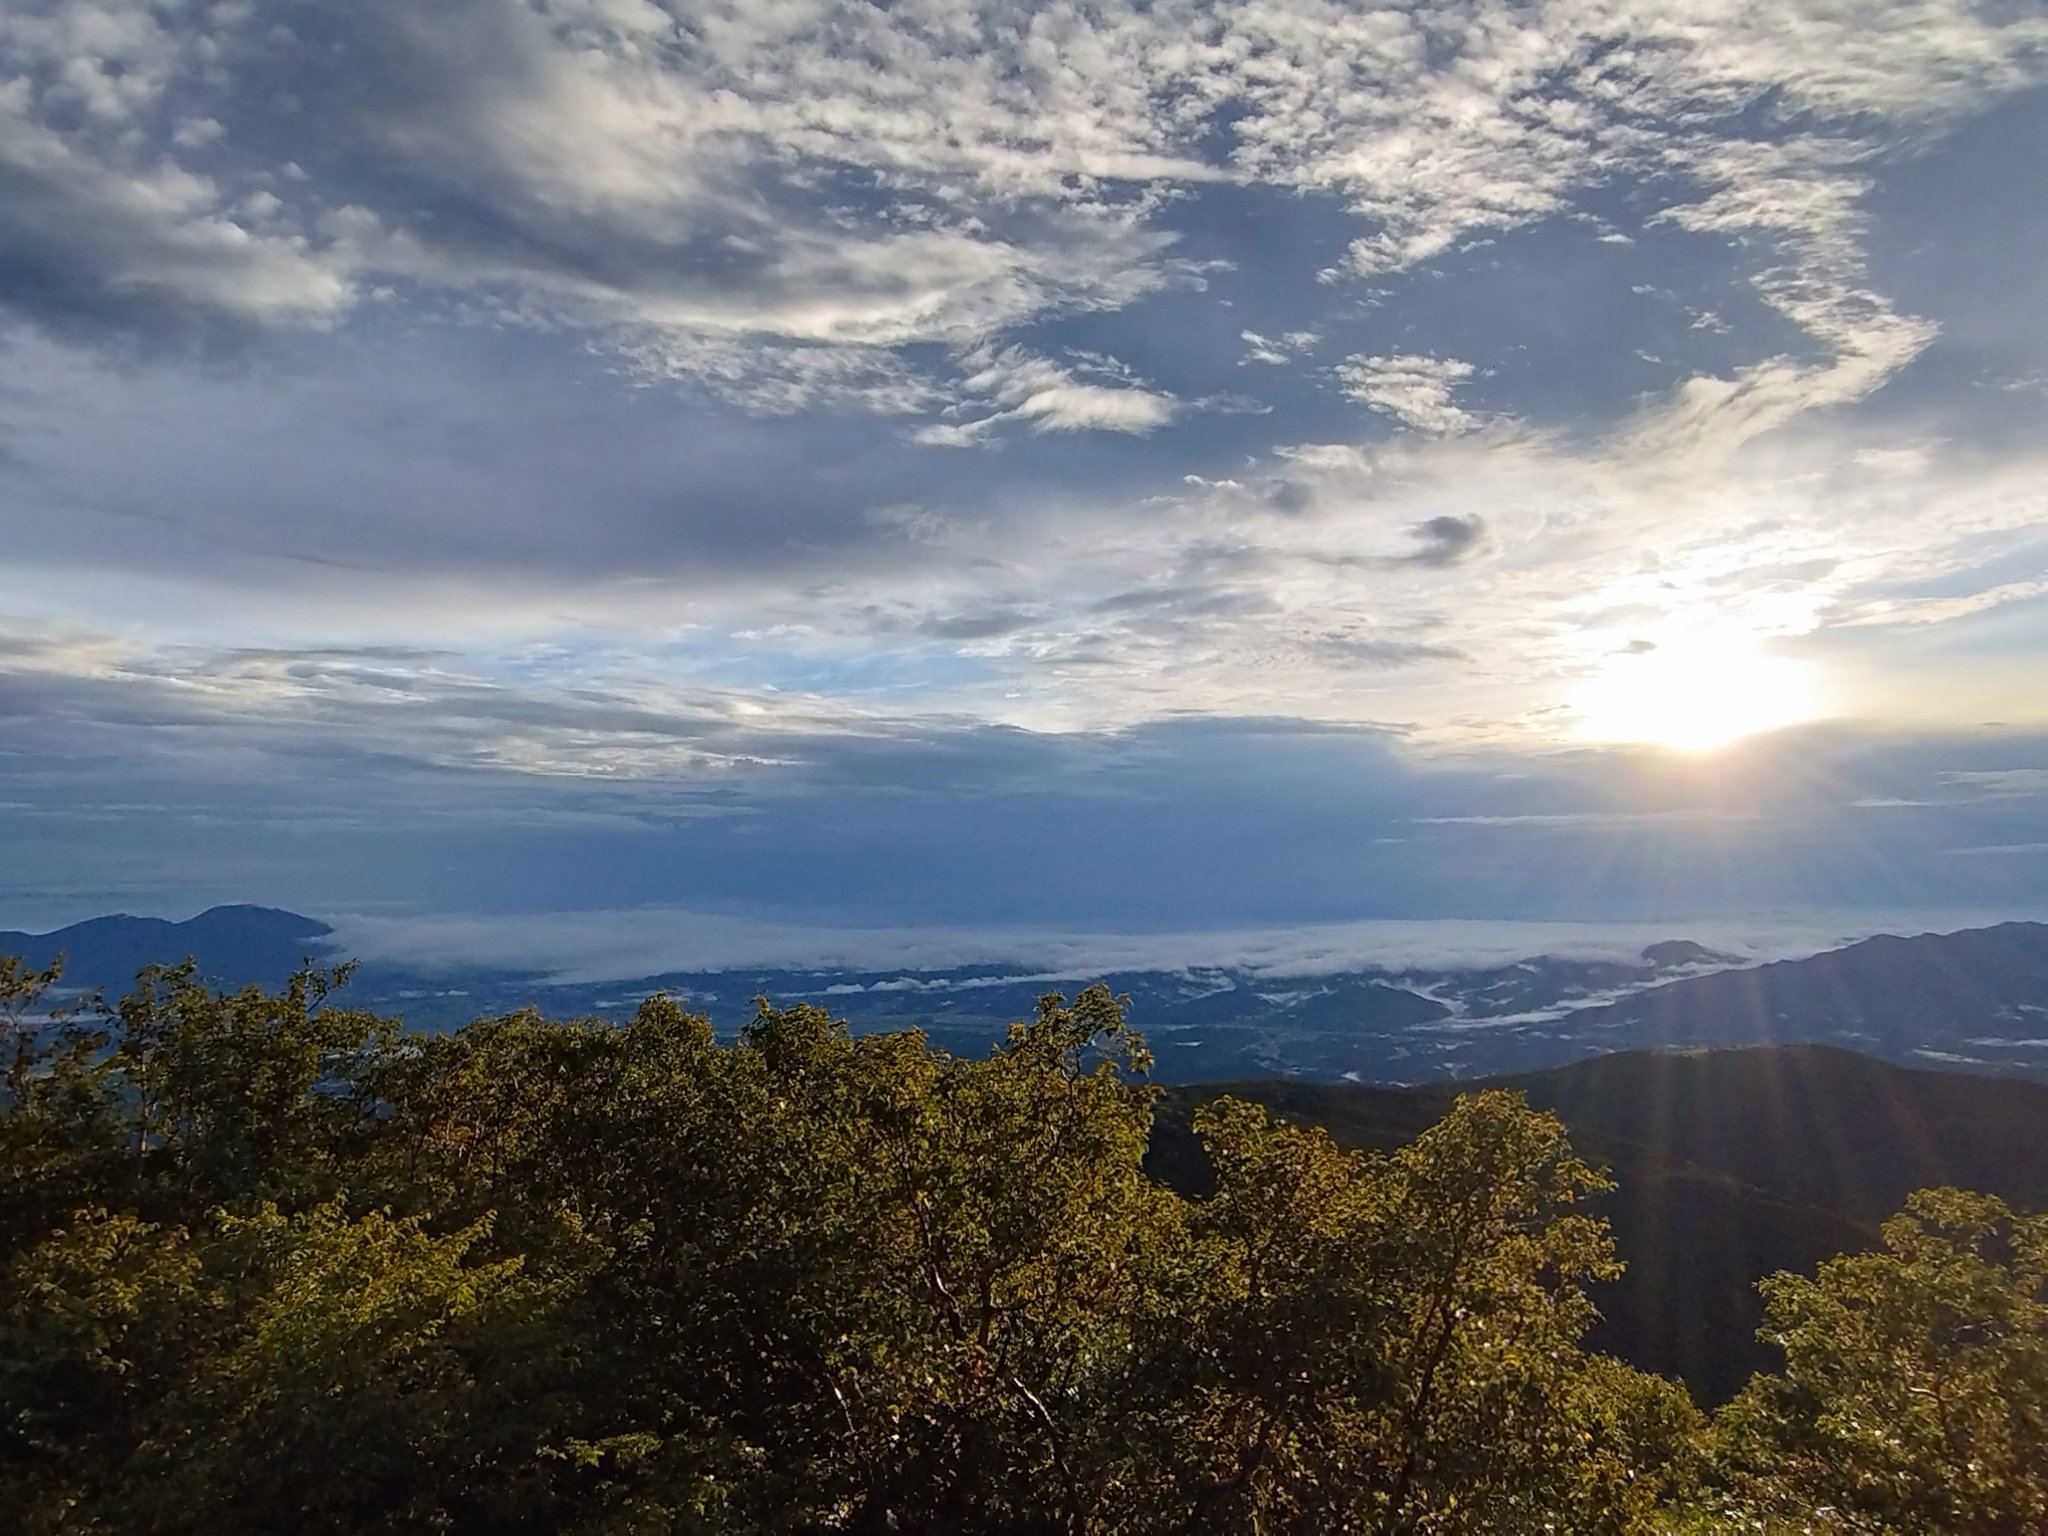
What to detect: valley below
<box><xmin>11</xmin><ymin>905</ymin><xmax>2048</xmax><ymax>1085</ymax></box>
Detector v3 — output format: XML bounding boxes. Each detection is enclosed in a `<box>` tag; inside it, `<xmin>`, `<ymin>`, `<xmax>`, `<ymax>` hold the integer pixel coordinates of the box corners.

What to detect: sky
<box><xmin>3</xmin><ymin>0</ymin><xmax>2047</xmax><ymax>972</ymax></box>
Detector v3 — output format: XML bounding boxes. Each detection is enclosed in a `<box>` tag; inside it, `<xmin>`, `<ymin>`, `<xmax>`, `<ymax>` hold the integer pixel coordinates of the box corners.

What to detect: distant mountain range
<box><xmin>1547</xmin><ymin>922</ymin><xmax>2048</xmax><ymax>1074</ymax></box>
<box><xmin>0</xmin><ymin>905</ymin><xmax>338</xmax><ymax>994</ymax></box>
<box><xmin>8</xmin><ymin>905</ymin><xmax>2048</xmax><ymax>1084</ymax></box>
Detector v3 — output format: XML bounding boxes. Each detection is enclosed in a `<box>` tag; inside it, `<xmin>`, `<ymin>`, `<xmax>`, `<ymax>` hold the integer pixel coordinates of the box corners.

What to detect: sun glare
<box><xmin>1568</xmin><ymin>640</ymin><xmax>1824</xmax><ymax>752</ymax></box>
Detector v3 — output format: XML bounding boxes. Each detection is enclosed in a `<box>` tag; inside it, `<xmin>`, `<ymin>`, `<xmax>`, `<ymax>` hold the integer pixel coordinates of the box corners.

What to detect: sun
<box><xmin>1567</xmin><ymin>639</ymin><xmax>1825</xmax><ymax>751</ymax></box>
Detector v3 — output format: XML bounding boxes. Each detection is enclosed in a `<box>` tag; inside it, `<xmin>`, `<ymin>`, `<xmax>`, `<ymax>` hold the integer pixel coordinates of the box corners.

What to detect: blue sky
<box><xmin>2</xmin><ymin>0</ymin><xmax>2046</xmax><ymax>970</ymax></box>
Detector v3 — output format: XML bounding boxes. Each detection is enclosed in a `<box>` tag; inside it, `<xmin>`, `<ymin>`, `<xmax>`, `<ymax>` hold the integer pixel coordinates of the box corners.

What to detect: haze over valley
<box><xmin>13</xmin><ymin>904</ymin><xmax>2048</xmax><ymax>1084</ymax></box>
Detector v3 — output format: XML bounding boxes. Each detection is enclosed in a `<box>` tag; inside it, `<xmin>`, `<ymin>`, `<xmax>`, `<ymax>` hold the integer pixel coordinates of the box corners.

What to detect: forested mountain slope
<box><xmin>0</xmin><ymin>906</ymin><xmax>334</xmax><ymax>994</ymax></box>
<box><xmin>1156</xmin><ymin>1045</ymin><xmax>2048</xmax><ymax>1403</ymax></box>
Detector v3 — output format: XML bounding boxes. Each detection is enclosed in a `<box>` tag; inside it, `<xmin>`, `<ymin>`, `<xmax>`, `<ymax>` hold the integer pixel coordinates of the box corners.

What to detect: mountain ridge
<box><xmin>0</xmin><ymin>905</ymin><xmax>336</xmax><ymax>994</ymax></box>
<box><xmin>1547</xmin><ymin>920</ymin><xmax>2048</xmax><ymax>1074</ymax></box>
<box><xmin>1153</xmin><ymin>1043</ymin><xmax>2048</xmax><ymax>1403</ymax></box>
<box><xmin>9</xmin><ymin>907</ymin><xmax>2048</xmax><ymax>1083</ymax></box>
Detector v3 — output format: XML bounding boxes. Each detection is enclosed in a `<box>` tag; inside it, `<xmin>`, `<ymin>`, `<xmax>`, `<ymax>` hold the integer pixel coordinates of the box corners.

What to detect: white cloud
<box><xmin>1240</xmin><ymin>329</ymin><xmax>1321</xmax><ymax>367</ymax></box>
<box><xmin>1411</xmin><ymin>810</ymin><xmax>1756</xmax><ymax>828</ymax></box>
<box><xmin>0</xmin><ymin>622</ymin><xmax>866</xmax><ymax>785</ymax></box>
<box><xmin>1941</xmin><ymin>771</ymin><xmax>2048</xmax><ymax>798</ymax></box>
<box><xmin>1016</xmin><ymin>383</ymin><xmax>1180</xmax><ymax>435</ymax></box>
<box><xmin>1241</xmin><ymin>330</ymin><xmax>1292</xmax><ymax>367</ymax></box>
<box><xmin>4</xmin><ymin>0</ymin><xmax>2041</xmax><ymax>432</ymax></box>
<box><xmin>2</xmin><ymin>0</ymin><xmax>2047</xmax><ymax>757</ymax></box>
<box><xmin>0</xmin><ymin>93</ymin><xmax>354</xmax><ymax>333</ymax></box>
<box><xmin>6</xmin><ymin>307</ymin><xmax>2047</xmax><ymax>749</ymax></box>
<box><xmin>1336</xmin><ymin>354</ymin><xmax>1480</xmax><ymax>435</ymax></box>
<box><xmin>913</xmin><ymin>344</ymin><xmax>1178</xmax><ymax>445</ymax></box>
<box><xmin>619</xmin><ymin>337</ymin><xmax>944</xmax><ymax>417</ymax></box>
<box><xmin>319</xmin><ymin>905</ymin><xmax>2024</xmax><ymax>984</ymax></box>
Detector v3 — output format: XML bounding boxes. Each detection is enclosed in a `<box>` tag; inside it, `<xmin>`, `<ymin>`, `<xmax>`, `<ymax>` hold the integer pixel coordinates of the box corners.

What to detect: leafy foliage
<box><xmin>0</xmin><ymin>956</ymin><xmax>2039</xmax><ymax>1532</ymax></box>
<box><xmin>1710</xmin><ymin>1190</ymin><xmax>2048</xmax><ymax>1533</ymax></box>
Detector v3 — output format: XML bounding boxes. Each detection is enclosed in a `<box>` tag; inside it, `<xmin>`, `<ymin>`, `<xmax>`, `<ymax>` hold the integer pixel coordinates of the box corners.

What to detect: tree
<box><xmin>1107</xmin><ymin>1091</ymin><xmax>1700</xmax><ymax>1533</ymax></box>
<box><xmin>2</xmin><ymin>1202</ymin><xmax>551</xmax><ymax>1535</ymax></box>
<box><xmin>3</xmin><ymin>961</ymin><xmax>1709</xmax><ymax>1532</ymax></box>
<box><xmin>1711</xmin><ymin>1189</ymin><xmax>2048</xmax><ymax>1534</ymax></box>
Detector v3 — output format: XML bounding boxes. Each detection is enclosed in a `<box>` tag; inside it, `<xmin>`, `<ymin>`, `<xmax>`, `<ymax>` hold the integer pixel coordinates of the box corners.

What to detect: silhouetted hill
<box><xmin>0</xmin><ymin>905</ymin><xmax>337</xmax><ymax>995</ymax></box>
<box><xmin>1559</xmin><ymin>922</ymin><xmax>2048</xmax><ymax>1074</ymax></box>
<box><xmin>1155</xmin><ymin>1044</ymin><xmax>2048</xmax><ymax>1404</ymax></box>
<box><xmin>1478</xmin><ymin>1043</ymin><xmax>2048</xmax><ymax>1223</ymax></box>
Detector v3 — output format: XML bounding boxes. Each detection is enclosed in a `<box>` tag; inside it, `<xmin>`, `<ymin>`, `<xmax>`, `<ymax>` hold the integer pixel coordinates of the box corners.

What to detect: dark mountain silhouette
<box><xmin>1553</xmin><ymin>921</ymin><xmax>2048</xmax><ymax>1074</ymax></box>
<box><xmin>1479</xmin><ymin>1043</ymin><xmax>2048</xmax><ymax>1223</ymax></box>
<box><xmin>1154</xmin><ymin>1044</ymin><xmax>2048</xmax><ymax>1404</ymax></box>
<box><xmin>0</xmin><ymin>905</ymin><xmax>337</xmax><ymax>995</ymax></box>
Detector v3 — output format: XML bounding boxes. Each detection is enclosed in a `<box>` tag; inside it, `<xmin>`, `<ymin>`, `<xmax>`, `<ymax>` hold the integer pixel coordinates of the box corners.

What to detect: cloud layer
<box><xmin>3</xmin><ymin>0</ymin><xmax>2046</xmax><ymax>929</ymax></box>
